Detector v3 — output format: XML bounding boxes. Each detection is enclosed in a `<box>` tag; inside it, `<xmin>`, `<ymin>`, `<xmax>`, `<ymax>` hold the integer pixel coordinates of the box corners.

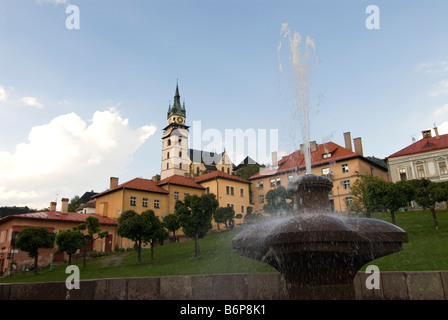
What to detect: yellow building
<box><xmin>195</xmin><ymin>170</ymin><xmax>252</xmax><ymax>227</ymax></box>
<box><xmin>249</xmin><ymin>133</ymin><xmax>388</xmax><ymax>213</ymax></box>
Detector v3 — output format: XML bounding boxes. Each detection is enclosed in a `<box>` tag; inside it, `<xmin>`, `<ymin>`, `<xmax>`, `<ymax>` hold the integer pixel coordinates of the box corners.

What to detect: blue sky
<box><xmin>1</xmin><ymin>0</ymin><xmax>448</xmax><ymax>209</ymax></box>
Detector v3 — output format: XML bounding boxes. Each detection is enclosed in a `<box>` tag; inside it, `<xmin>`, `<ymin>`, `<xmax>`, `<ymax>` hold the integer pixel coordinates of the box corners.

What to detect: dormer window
<box><xmin>323</xmin><ymin>152</ymin><xmax>331</xmax><ymax>159</ymax></box>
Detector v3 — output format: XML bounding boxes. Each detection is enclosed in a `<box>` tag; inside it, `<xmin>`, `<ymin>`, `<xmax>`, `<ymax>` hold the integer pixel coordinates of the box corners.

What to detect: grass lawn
<box><xmin>1</xmin><ymin>209</ymin><xmax>447</xmax><ymax>283</ymax></box>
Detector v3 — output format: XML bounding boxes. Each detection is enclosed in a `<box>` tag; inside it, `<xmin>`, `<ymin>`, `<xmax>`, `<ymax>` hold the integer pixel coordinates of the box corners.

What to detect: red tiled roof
<box><xmin>194</xmin><ymin>170</ymin><xmax>251</xmax><ymax>184</ymax></box>
<box><xmin>1</xmin><ymin>211</ymin><xmax>118</xmax><ymax>225</ymax></box>
<box><xmin>94</xmin><ymin>177</ymin><xmax>169</xmax><ymax>198</ymax></box>
<box><xmin>386</xmin><ymin>133</ymin><xmax>448</xmax><ymax>159</ymax></box>
<box><xmin>248</xmin><ymin>142</ymin><xmax>360</xmax><ymax>180</ymax></box>
<box><xmin>157</xmin><ymin>174</ymin><xmax>205</xmax><ymax>189</ymax></box>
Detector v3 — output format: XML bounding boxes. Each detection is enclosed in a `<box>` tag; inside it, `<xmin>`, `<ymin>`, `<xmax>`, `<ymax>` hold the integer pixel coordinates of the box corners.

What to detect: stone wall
<box><xmin>1</xmin><ymin>271</ymin><xmax>448</xmax><ymax>300</ymax></box>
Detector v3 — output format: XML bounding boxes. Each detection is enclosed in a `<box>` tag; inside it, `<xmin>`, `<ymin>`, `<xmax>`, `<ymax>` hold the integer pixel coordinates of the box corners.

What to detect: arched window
<box><xmin>167</xmin><ymin>163</ymin><xmax>169</xmax><ymax>170</ymax></box>
<box><xmin>167</xmin><ymin>152</ymin><xmax>170</xmax><ymax>159</ymax></box>
<box><xmin>168</xmin><ymin>139</ymin><xmax>171</xmax><ymax>146</ymax></box>
<box><xmin>179</xmin><ymin>151</ymin><xmax>182</xmax><ymax>157</ymax></box>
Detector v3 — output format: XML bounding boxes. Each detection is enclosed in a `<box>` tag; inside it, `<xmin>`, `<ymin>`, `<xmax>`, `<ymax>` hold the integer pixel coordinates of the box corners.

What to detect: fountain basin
<box><xmin>232</xmin><ymin>175</ymin><xmax>408</xmax><ymax>299</ymax></box>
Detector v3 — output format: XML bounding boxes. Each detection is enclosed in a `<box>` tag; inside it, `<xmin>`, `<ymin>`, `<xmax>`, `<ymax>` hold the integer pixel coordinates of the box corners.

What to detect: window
<box><xmin>288</xmin><ymin>175</ymin><xmax>294</xmax><ymax>182</ymax></box>
<box><xmin>226</xmin><ymin>186</ymin><xmax>234</xmax><ymax>196</ymax></box>
<box><xmin>227</xmin><ymin>168</ymin><xmax>230</xmax><ymax>174</ymax></box>
<box><xmin>270</xmin><ymin>179</ymin><xmax>275</xmax><ymax>187</ymax></box>
<box><xmin>154</xmin><ymin>199</ymin><xmax>160</xmax><ymax>209</ymax></box>
<box><xmin>196</xmin><ymin>167</ymin><xmax>200</xmax><ymax>175</ymax></box>
<box><xmin>342</xmin><ymin>164</ymin><xmax>349</xmax><ymax>173</ymax></box>
<box><xmin>130</xmin><ymin>196</ymin><xmax>137</xmax><ymax>206</ymax></box>
<box><xmin>322</xmin><ymin>167</ymin><xmax>331</xmax><ymax>176</ymax></box>
<box><xmin>227</xmin><ymin>203</ymin><xmax>234</xmax><ymax>210</ymax></box>
<box><xmin>416</xmin><ymin>164</ymin><xmax>425</xmax><ymax>179</ymax></box>
<box><xmin>344</xmin><ymin>196</ymin><xmax>353</xmax><ymax>208</ymax></box>
<box><xmin>259</xmin><ymin>195</ymin><xmax>265</xmax><ymax>204</ymax></box>
<box><xmin>174</xmin><ymin>191</ymin><xmax>179</xmax><ymax>201</ymax></box>
<box><xmin>179</xmin><ymin>151</ymin><xmax>182</xmax><ymax>157</ymax></box>
<box><xmin>241</xmin><ymin>205</ymin><xmax>245</xmax><ymax>213</ymax></box>
<box><xmin>179</xmin><ymin>163</ymin><xmax>182</xmax><ymax>170</ymax></box>
<box><xmin>142</xmin><ymin>198</ymin><xmax>149</xmax><ymax>208</ymax></box>
<box><xmin>399</xmin><ymin>168</ymin><xmax>407</xmax><ymax>181</ymax></box>
<box><xmin>439</xmin><ymin>161</ymin><xmax>448</xmax><ymax>175</ymax></box>
<box><xmin>178</xmin><ymin>137</ymin><xmax>182</xmax><ymax>144</ymax></box>
<box><xmin>167</xmin><ymin>163</ymin><xmax>169</xmax><ymax>170</ymax></box>
<box><xmin>205</xmin><ymin>187</ymin><xmax>210</xmax><ymax>194</ymax></box>
<box><xmin>323</xmin><ymin>153</ymin><xmax>331</xmax><ymax>159</ymax></box>
<box><xmin>168</xmin><ymin>139</ymin><xmax>171</xmax><ymax>146</ymax></box>
<box><xmin>276</xmin><ymin>178</ymin><xmax>281</xmax><ymax>186</ymax></box>
<box><xmin>167</xmin><ymin>152</ymin><xmax>170</xmax><ymax>159</ymax></box>
<box><xmin>342</xmin><ymin>180</ymin><xmax>351</xmax><ymax>190</ymax></box>
<box><xmin>240</xmin><ymin>188</ymin><xmax>245</xmax><ymax>197</ymax></box>
<box><xmin>257</xmin><ymin>181</ymin><xmax>264</xmax><ymax>189</ymax></box>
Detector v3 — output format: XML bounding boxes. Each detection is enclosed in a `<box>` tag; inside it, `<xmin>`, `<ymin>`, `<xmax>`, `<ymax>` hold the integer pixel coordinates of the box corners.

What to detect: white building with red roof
<box><xmin>386</xmin><ymin>127</ymin><xmax>448</xmax><ymax>183</ymax></box>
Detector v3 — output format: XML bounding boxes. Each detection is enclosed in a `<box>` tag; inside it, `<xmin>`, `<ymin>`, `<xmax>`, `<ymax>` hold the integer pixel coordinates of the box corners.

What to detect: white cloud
<box><xmin>0</xmin><ymin>86</ymin><xmax>9</xmax><ymax>102</ymax></box>
<box><xmin>36</xmin><ymin>0</ymin><xmax>70</xmax><ymax>5</ymax></box>
<box><xmin>0</xmin><ymin>108</ymin><xmax>156</xmax><ymax>208</ymax></box>
<box><xmin>434</xmin><ymin>104</ymin><xmax>448</xmax><ymax>115</ymax></box>
<box><xmin>430</xmin><ymin>80</ymin><xmax>448</xmax><ymax>97</ymax></box>
<box><xmin>21</xmin><ymin>97</ymin><xmax>43</xmax><ymax>108</ymax></box>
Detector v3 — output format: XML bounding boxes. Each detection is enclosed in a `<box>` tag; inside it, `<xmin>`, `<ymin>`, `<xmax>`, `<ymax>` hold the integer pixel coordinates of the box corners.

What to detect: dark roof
<box><xmin>234</xmin><ymin>156</ymin><xmax>259</xmax><ymax>170</ymax></box>
<box><xmin>188</xmin><ymin>149</ymin><xmax>223</xmax><ymax>165</ymax></box>
<box><xmin>79</xmin><ymin>191</ymin><xmax>98</xmax><ymax>203</ymax></box>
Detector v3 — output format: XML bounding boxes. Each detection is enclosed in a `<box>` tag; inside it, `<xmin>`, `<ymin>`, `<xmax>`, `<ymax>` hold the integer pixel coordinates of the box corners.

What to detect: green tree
<box><xmin>15</xmin><ymin>227</ymin><xmax>55</xmax><ymax>275</ymax></box>
<box><xmin>68</xmin><ymin>195</ymin><xmax>82</xmax><ymax>212</ymax></box>
<box><xmin>142</xmin><ymin>210</ymin><xmax>168</xmax><ymax>260</ymax></box>
<box><xmin>75</xmin><ymin>216</ymin><xmax>108</xmax><ymax>269</ymax></box>
<box><xmin>163</xmin><ymin>214</ymin><xmax>180</xmax><ymax>242</ymax></box>
<box><xmin>263</xmin><ymin>186</ymin><xmax>293</xmax><ymax>215</ymax></box>
<box><xmin>55</xmin><ymin>229</ymin><xmax>85</xmax><ymax>265</ymax></box>
<box><xmin>364</xmin><ymin>176</ymin><xmax>388</xmax><ymax>212</ymax></box>
<box><xmin>383</xmin><ymin>182</ymin><xmax>408</xmax><ymax>225</ymax></box>
<box><xmin>213</xmin><ymin>206</ymin><xmax>235</xmax><ymax>230</ymax></box>
<box><xmin>414</xmin><ymin>179</ymin><xmax>448</xmax><ymax>230</ymax></box>
<box><xmin>350</xmin><ymin>175</ymin><xmax>376</xmax><ymax>217</ymax></box>
<box><xmin>117</xmin><ymin>210</ymin><xmax>152</xmax><ymax>264</ymax></box>
<box><xmin>175</xmin><ymin>194</ymin><xmax>219</xmax><ymax>258</ymax></box>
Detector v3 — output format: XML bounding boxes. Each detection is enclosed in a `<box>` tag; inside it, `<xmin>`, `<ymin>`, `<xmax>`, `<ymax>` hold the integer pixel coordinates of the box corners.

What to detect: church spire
<box><xmin>167</xmin><ymin>80</ymin><xmax>186</xmax><ymax>119</ymax></box>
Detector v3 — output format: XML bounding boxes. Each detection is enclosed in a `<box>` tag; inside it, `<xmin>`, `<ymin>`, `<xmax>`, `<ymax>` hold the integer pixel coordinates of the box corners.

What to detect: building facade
<box><xmin>386</xmin><ymin>128</ymin><xmax>448</xmax><ymax>183</ymax></box>
<box><xmin>249</xmin><ymin>132</ymin><xmax>388</xmax><ymax>213</ymax></box>
<box><xmin>0</xmin><ymin>198</ymin><xmax>117</xmax><ymax>276</ymax></box>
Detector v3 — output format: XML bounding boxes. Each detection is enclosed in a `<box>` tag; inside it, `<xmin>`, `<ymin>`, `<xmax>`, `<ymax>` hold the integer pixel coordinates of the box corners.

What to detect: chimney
<box><xmin>61</xmin><ymin>198</ymin><xmax>69</xmax><ymax>214</ymax></box>
<box><xmin>271</xmin><ymin>151</ymin><xmax>278</xmax><ymax>165</ymax></box>
<box><xmin>434</xmin><ymin>126</ymin><xmax>440</xmax><ymax>139</ymax></box>
<box><xmin>49</xmin><ymin>201</ymin><xmax>57</xmax><ymax>211</ymax></box>
<box><xmin>343</xmin><ymin>132</ymin><xmax>353</xmax><ymax>151</ymax></box>
<box><xmin>353</xmin><ymin>137</ymin><xmax>364</xmax><ymax>157</ymax></box>
<box><xmin>422</xmin><ymin>129</ymin><xmax>432</xmax><ymax>138</ymax></box>
<box><xmin>310</xmin><ymin>141</ymin><xmax>318</xmax><ymax>152</ymax></box>
<box><xmin>110</xmin><ymin>177</ymin><xmax>119</xmax><ymax>189</ymax></box>
<box><xmin>300</xmin><ymin>144</ymin><xmax>304</xmax><ymax>154</ymax></box>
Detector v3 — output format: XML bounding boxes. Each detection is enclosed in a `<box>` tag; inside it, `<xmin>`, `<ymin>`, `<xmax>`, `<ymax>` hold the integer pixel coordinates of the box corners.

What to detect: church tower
<box><xmin>160</xmin><ymin>82</ymin><xmax>190</xmax><ymax>179</ymax></box>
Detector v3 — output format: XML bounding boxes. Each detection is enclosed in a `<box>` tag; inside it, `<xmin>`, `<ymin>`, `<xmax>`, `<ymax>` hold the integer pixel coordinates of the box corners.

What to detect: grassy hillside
<box><xmin>1</xmin><ymin>209</ymin><xmax>447</xmax><ymax>283</ymax></box>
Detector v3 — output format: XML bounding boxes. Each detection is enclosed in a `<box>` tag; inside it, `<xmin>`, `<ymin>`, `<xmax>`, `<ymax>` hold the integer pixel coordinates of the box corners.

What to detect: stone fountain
<box><xmin>232</xmin><ymin>174</ymin><xmax>408</xmax><ymax>300</ymax></box>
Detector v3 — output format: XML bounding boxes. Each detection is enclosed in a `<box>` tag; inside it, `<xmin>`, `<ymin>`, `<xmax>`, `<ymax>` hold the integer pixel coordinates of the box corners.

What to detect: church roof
<box><xmin>188</xmin><ymin>149</ymin><xmax>224</xmax><ymax>165</ymax></box>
